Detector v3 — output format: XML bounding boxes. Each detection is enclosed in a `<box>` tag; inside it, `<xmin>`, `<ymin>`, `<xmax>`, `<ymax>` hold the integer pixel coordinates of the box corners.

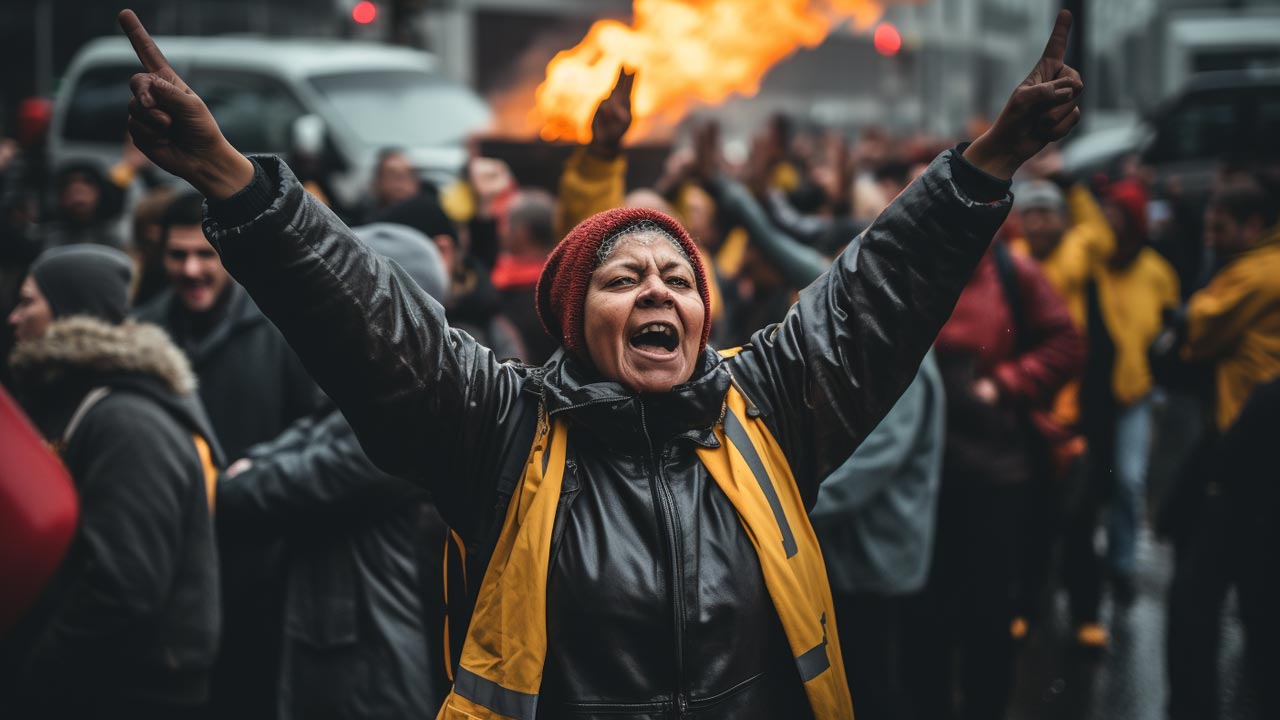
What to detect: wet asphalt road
<box><xmin>1006</xmin><ymin>528</ymin><xmax>1261</xmax><ymax>720</ymax></box>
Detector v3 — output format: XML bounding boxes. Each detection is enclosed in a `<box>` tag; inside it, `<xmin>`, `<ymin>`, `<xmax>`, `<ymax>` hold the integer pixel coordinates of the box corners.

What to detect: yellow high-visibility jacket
<box><xmin>437</xmin><ymin>381</ymin><xmax>852</xmax><ymax>720</ymax></box>
<box><xmin>1183</xmin><ymin>231</ymin><xmax>1280</xmax><ymax>430</ymax></box>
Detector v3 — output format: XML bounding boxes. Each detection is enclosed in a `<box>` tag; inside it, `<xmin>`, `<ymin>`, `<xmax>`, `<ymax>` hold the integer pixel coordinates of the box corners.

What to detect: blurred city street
<box><xmin>1010</xmin><ymin>528</ymin><xmax>1260</xmax><ymax>720</ymax></box>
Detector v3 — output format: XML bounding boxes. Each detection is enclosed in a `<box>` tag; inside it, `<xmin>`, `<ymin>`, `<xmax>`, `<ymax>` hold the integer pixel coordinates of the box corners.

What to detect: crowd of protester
<box><xmin>1</xmin><ymin>51</ymin><xmax>1278</xmax><ymax>720</ymax></box>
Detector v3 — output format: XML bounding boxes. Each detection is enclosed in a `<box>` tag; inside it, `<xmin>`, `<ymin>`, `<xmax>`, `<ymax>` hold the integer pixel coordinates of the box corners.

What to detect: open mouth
<box><xmin>628</xmin><ymin>322</ymin><xmax>679</xmax><ymax>353</ymax></box>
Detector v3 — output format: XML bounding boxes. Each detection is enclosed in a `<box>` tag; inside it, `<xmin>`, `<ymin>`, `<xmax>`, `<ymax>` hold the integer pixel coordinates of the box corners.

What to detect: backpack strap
<box><xmin>192</xmin><ymin>434</ymin><xmax>218</xmax><ymax>514</ymax></box>
<box><xmin>992</xmin><ymin>241</ymin><xmax>1030</xmax><ymax>352</ymax></box>
<box><xmin>62</xmin><ymin>387</ymin><xmax>112</xmax><ymax>446</ymax></box>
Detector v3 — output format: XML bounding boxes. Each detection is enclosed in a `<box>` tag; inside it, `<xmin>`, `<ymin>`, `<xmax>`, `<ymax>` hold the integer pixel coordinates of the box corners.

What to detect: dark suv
<box><xmin>1063</xmin><ymin>68</ymin><xmax>1280</xmax><ymax>197</ymax></box>
<box><xmin>1142</xmin><ymin>68</ymin><xmax>1280</xmax><ymax>198</ymax></box>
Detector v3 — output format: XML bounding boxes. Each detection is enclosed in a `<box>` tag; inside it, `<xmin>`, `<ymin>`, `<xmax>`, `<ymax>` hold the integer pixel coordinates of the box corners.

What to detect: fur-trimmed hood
<box><xmin>10</xmin><ymin>316</ymin><xmax>197</xmax><ymax>396</ymax></box>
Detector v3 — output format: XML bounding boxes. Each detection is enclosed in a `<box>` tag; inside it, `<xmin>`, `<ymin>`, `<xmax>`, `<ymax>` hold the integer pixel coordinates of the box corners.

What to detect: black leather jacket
<box><xmin>221</xmin><ymin>408</ymin><xmax>445</xmax><ymax>719</ymax></box>
<box><xmin>204</xmin><ymin>149</ymin><xmax>1010</xmax><ymax>719</ymax></box>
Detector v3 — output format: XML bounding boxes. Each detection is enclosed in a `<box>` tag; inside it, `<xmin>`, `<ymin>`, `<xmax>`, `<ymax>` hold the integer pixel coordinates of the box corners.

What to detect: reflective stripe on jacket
<box><xmin>438</xmin><ymin>377</ymin><xmax>851</xmax><ymax>720</ymax></box>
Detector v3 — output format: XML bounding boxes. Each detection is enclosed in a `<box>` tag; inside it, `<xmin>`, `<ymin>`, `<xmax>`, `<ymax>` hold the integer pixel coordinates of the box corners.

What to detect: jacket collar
<box><xmin>8</xmin><ymin>317</ymin><xmax>222</xmax><ymax>461</ymax></box>
<box><xmin>540</xmin><ymin>348</ymin><xmax>731</xmax><ymax>451</ymax></box>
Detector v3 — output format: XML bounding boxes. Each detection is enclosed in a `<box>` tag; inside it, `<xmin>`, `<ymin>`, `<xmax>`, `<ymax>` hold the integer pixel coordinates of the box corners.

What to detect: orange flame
<box><xmin>532</xmin><ymin>0</ymin><xmax>885</xmax><ymax>143</ymax></box>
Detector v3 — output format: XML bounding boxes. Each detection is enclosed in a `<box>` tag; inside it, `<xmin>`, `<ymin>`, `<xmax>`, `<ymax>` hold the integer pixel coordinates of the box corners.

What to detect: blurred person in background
<box><xmin>1182</xmin><ymin>176</ymin><xmax>1280</xmax><ymax>434</ymax></box>
<box><xmin>286</xmin><ymin>114</ymin><xmax>342</xmax><ymax>216</ymax></box>
<box><xmin>493</xmin><ymin>189</ymin><xmax>560</xmax><ymax>364</ymax></box>
<box><xmin>902</xmin><ymin>230</ymin><xmax>1084</xmax><ymax>720</ymax></box>
<box><xmin>39</xmin><ymin>160</ymin><xmax>126</xmax><ymax>250</ymax></box>
<box><xmin>217</xmin><ymin>223</ymin><xmax>452</xmax><ymax>720</ymax></box>
<box><xmin>376</xmin><ymin>193</ymin><xmax>526</xmax><ymax>361</ymax></box>
<box><xmin>361</xmin><ymin>147</ymin><xmax>422</xmax><ymax>222</ymax></box>
<box><xmin>134</xmin><ymin>192</ymin><xmax>323</xmax><ymax>459</ymax></box>
<box><xmin>1093</xmin><ymin>177</ymin><xmax>1180</xmax><ymax>604</ymax></box>
<box><xmin>1164</xmin><ymin>175</ymin><xmax>1280</xmax><ymax>720</ymax></box>
<box><xmin>2</xmin><ymin>244</ymin><xmax>221</xmax><ymax>720</ymax></box>
<box><xmin>133</xmin><ymin>191</ymin><xmax>324</xmax><ymax>720</ymax></box>
<box><xmin>462</xmin><ymin>155</ymin><xmax>519</xmax><ymax>270</ymax></box>
<box><xmin>1007</xmin><ymin>163</ymin><xmax>1115</xmax><ymax>647</ymax></box>
<box><xmin>762</xmin><ymin>132</ymin><xmax>866</xmax><ymax>259</ymax></box>
<box><xmin>811</xmin><ymin>353</ymin><xmax>943</xmax><ymax>720</ymax></box>
<box><xmin>127</xmin><ymin>185</ymin><xmax>178</xmax><ymax>306</ymax></box>
<box><xmin>0</xmin><ymin>135</ymin><xmax>43</xmax><ymax>390</ymax></box>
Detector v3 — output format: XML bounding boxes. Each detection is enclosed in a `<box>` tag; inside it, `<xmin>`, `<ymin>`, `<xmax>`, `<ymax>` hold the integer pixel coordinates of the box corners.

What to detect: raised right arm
<box><xmin>117</xmin><ymin>10</ymin><xmax>522</xmax><ymax>486</ymax></box>
<box><xmin>206</xmin><ymin>157</ymin><xmax>522</xmax><ymax>483</ymax></box>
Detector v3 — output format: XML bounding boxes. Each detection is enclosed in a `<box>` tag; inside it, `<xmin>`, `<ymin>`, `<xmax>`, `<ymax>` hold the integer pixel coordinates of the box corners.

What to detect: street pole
<box><xmin>35</xmin><ymin>0</ymin><xmax>54</xmax><ymax>97</ymax></box>
<box><xmin>1062</xmin><ymin>0</ymin><xmax>1086</xmax><ymax>82</ymax></box>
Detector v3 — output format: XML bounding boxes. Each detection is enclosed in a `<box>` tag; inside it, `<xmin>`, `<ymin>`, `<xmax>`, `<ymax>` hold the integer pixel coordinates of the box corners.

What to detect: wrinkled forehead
<box><xmin>594</xmin><ymin>223</ymin><xmax>692</xmax><ymax>270</ymax></box>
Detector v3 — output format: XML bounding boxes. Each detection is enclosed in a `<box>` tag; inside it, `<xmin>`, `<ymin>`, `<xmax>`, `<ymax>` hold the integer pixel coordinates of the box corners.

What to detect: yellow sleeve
<box><xmin>1066</xmin><ymin>184</ymin><xmax>1115</xmax><ymax>266</ymax></box>
<box><xmin>555</xmin><ymin>147</ymin><xmax>626</xmax><ymax>239</ymax></box>
<box><xmin>1183</xmin><ymin>269</ymin><xmax>1254</xmax><ymax>362</ymax></box>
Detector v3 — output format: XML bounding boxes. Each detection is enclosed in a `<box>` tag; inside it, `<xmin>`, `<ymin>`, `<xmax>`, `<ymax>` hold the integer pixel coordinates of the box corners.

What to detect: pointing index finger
<box><xmin>1040</xmin><ymin>10</ymin><xmax>1072</xmax><ymax>64</ymax></box>
<box><xmin>119</xmin><ymin>10</ymin><xmax>170</xmax><ymax>74</ymax></box>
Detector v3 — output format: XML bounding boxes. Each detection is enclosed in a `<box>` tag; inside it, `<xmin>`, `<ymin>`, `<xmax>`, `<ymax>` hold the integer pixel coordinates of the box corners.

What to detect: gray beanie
<box><xmin>353</xmin><ymin>223</ymin><xmax>450</xmax><ymax>303</ymax></box>
<box><xmin>30</xmin><ymin>245</ymin><xmax>134</xmax><ymax>324</ymax></box>
<box><xmin>1014</xmin><ymin>180</ymin><xmax>1066</xmax><ymax>214</ymax></box>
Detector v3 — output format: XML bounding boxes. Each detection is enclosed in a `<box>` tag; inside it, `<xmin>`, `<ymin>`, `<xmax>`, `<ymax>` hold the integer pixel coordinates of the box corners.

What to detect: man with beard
<box><xmin>134</xmin><ymin>191</ymin><xmax>324</xmax><ymax>720</ymax></box>
<box><xmin>134</xmin><ymin>191</ymin><xmax>322</xmax><ymax>459</ymax></box>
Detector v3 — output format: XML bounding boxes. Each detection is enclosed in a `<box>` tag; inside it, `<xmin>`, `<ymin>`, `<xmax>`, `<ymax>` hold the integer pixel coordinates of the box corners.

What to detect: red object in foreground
<box><xmin>352</xmin><ymin>1</ymin><xmax>377</xmax><ymax>24</ymax></box>
<box><xmin>0</xmin><ymin>385</ymin><xmax>78</xmax><ymax>635</ymax></box>
<box><xmin>874</xmin><ymin>23</ymin><xmax>902</xmax><ymax>56</ymax></box>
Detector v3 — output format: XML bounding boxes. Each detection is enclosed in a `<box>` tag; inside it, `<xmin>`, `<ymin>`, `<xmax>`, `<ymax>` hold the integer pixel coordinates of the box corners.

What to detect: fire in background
<box><xmin>526</xmin><ymin>0</ymin><xmax>889</xmax><ymax>143</ymax></box>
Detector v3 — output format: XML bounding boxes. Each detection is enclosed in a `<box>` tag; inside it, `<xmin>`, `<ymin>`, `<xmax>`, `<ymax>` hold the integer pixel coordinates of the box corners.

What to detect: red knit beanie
<box><xmin>536</xmin><ymin>207</ymin><xmax>712</xmax><ymax>362</ymax></box>
<box><xmin>1106</xmin><ymin>178</ymin><xmax>1149</xmax><ymax>239</ymax></box>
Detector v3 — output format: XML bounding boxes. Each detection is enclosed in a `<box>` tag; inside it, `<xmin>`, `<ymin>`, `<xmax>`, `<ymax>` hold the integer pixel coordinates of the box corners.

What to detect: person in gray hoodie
<box><xmin>810</xmin><ymin>356</ymin><xmax>945</xmax><ymax>720</ymax></box>
<box><xmin>704</xmin><ymin>168</ymin><xmax>947</xmax><ymax>720</ymax></box>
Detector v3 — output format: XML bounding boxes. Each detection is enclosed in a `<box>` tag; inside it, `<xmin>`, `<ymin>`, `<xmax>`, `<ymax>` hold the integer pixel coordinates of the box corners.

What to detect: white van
<box><xmin>50</xmin><ymin>35</ymin><xmax>492</xmax><ymax>209</ymax></box>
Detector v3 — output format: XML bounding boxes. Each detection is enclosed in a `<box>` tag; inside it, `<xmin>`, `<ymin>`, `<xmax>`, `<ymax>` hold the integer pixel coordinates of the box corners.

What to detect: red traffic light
<box><xmin>873</xmin><ymin>23</ymin><xmax>902</xmax><ymax>56</ymax></box>
<box><xmin>352</xmin><ymin>1</ymin><xmax>377</xmax><ymax>24</ymax></box>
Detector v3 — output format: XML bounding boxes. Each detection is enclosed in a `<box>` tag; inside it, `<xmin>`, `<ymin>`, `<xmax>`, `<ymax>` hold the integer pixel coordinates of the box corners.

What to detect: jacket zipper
<box><xmin>638</xmin><ymin>399</ymin><xmax>689</xmax><ymax>717</ymax></box>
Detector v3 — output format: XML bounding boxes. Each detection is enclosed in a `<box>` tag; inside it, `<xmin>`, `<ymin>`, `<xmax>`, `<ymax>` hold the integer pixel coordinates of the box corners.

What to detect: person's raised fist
<box><xmin>587</xmin><ymin>68</ymin><xmax>635</xmax><ymax>159</ymax></box>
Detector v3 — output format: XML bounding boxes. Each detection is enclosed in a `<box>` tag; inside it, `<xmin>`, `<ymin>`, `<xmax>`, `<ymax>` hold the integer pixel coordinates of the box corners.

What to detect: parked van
<box><xmin>50</xmin><ymin>35</ymin><xmax>492</xmax><ymax>209</ymax></box>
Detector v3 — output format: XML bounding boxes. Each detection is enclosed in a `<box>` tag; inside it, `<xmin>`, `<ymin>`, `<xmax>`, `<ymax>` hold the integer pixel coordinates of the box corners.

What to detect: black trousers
<box><xmin>1166</xmin><ymin>490</ymin><xmax>1280</xmax><ymax>720</ymax></box>
<box><xmin>1166</xmin><ymin>379</ymin><xmax>1280</xmax><ymax>720</ymax></box>
<box><xmin>834</xmin><ymin>591</ymin><xmax>907</xmax><ymax>720</ymax></box>
<box><xmin>902</xmin><ymin>481</ymin><xmax>1026</xmax><ymax>720</ymax></box>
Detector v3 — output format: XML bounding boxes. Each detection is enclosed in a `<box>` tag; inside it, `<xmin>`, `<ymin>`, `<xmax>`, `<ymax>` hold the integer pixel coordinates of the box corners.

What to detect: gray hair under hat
<box><xmin>30</xmin><ymin>244</ymin><xmax>134</xmax><ymax>324</ymax></box>
<box><xmin>352</xmin><ymin>223</ymin><xmax>450</xmax><ymax>303</ymax></box>
<box><xmin>1015</xmin><ymin>180</ymin><xmax>1066</xmax><ymax>214</ymax></box>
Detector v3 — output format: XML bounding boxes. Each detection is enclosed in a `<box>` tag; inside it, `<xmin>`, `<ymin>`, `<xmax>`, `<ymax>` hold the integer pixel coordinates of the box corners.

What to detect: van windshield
<box><xmin>309</xmin><ymin>70</ymin><xmax>491</xmax><ymax>148</ymax></box>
